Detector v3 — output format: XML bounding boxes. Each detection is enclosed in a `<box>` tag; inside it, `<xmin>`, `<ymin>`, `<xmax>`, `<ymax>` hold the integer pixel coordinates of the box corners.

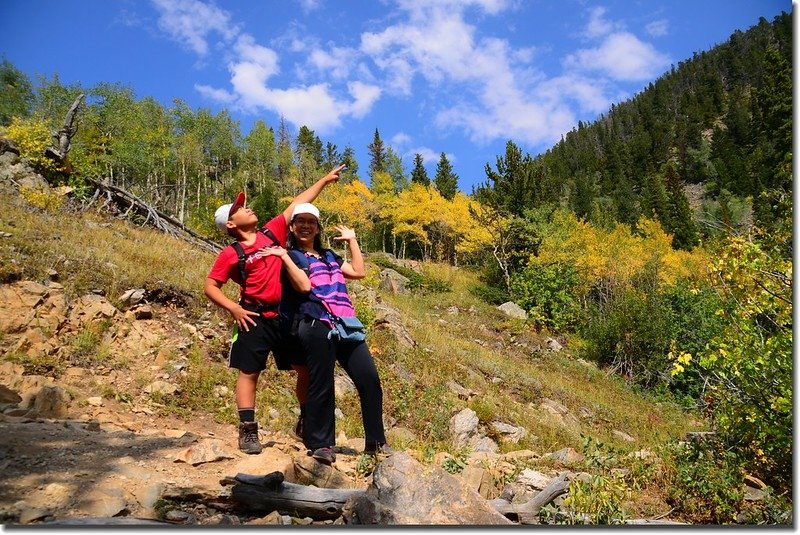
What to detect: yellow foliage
<box><xmin>533</xmin><ymin>212</ymin><xmax>710</xmax><ymax>292</ymax></box>
<box><xmin>5</xmin><ymin>117</ymin><xmax>59</xmax><ymax>171</ymax></box>
<box><xmin>314</xmin><ymin>180</ymin><xmax>376</xmax><ymax>235</ymax></box>
<box><xmin>378</xmin><ymin>184</ymin><xmax>493</xmax><ymax>258</ymax></box>
<box><xmin>20</xmin><ymin>186</ymin><xmax>63</xmax><ymax>213</ymax></box>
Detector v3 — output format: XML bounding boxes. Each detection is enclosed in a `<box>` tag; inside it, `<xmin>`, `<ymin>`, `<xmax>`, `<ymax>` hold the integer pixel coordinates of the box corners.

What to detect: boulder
<box><xmin>450</xmin><ymin>408</ymin><xmax>479</xmax><ymax>448</ymax></box>
<box><xmin>497</xmin><ymin>302</ymin><xmax>527</xmax><ymax>320</ymax></box>
<box><xmin>379</xmin><ymin>269</ymin><xmax>410</xmax><ymax>294</ymax></box>
<box><xmin>342</xmin><ymin>452</ymin><xmax>511</xmax><ymax>525</ymax></box>
<box><xmin>490</xmin><ymin>421</ymin><xmax>528</xmax><ymax>444</ymax></box>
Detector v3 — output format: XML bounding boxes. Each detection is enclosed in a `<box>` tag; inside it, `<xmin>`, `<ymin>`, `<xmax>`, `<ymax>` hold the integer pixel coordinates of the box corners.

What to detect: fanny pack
<box><xmin>326</xmin><ymin>314</ymin><xmax>366</xmax><ymax>343</ymax></box>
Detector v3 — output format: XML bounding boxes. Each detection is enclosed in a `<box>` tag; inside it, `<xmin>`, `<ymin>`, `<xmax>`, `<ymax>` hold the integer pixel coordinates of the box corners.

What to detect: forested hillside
<box><xmin>0</xmin><ymin>10</ymin><xmax>791</xmax><ymax>524</ymax></box>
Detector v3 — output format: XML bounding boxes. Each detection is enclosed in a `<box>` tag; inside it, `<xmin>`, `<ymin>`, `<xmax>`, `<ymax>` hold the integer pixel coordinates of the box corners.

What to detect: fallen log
<box><xmin>490</xmin><ymin>471</ymin><xmax>571</xmax><ymax>524</ymax></box>
<box><xmin>230</xmin><ymin>472</ymin><xmax>365</xmax><ymax>520</ymax></box>
<box><xmin>83</xmin><ymin>177</ymin><xmax>222</xmax><ymax>254</ymax></box>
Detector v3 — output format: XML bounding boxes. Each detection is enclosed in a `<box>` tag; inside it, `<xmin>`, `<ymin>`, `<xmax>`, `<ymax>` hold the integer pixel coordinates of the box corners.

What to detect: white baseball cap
<box><xmin>214</xmin><ymin>192</ymin><xmax>245</xmax><ymax>234</ymax></box>
<box><xmin>290</xmin><ymin>202</ymin><xmax>320</xmax><ymax>222</ymax></box>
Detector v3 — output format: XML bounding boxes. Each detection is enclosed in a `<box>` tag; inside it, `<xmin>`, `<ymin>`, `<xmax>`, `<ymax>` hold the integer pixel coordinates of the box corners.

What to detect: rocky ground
<box><xmin>0</xmin><ymin>279</ymin><xmax>552</xmax><ymax>526</ymax></box>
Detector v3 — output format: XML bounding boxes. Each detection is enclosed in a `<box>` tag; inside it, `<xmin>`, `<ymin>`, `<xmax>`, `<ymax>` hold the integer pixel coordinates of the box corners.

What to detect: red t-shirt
<box><xmin>208</xmin><ymin>214</ymin><xmax>289</xmax><ymax>317</ymax></box>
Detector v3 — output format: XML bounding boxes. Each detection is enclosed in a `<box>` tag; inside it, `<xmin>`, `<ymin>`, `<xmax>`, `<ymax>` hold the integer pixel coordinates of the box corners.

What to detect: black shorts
<box><xmin>228</xmin><ymin>315</ymin><xmax>305</xmax><ymax>373</ymax></box>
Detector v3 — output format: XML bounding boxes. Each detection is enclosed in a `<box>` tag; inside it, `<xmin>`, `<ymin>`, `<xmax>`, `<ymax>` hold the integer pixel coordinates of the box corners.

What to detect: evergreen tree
<box><xmin>323</xmin><ymin>141</ymin><xmax>341</xmax><ymax>171</ymax></box>
<box><xmin>340</xmin><ymin>145</ymin><xmax>359</xmax><ymax>183</ymax></box>
<box><xmin>663</xmin><ymin>163</ymin><xmax>699</xmax><ymax>250</ymax></box>
<box><xmin>0</xmin><ymin>60</ymin><xmax>33</xmax><ymax>125</ymax></box>
<box><xmin>571</xmin><ymin>171</ymin><xmax>597</xmax><ymax>221</ymax></box>
<box><xmin>474</xmin><ymin>140</ymin><xmax>543</xmax><ymax>216</ymax></box>
<box><xmin>296</xmin><ymin>125</ymin><xmax>323</xmax><ymax>167</ymax></box>
<box><xmin>611</xmin><ymin>172</ymin><xmax>639</xmax><ymax>226</ymax></box>
<box><xmin>641</xmin><ymin>168</ymin><xmax>669</xmax><ymax>224</ymax></box>
<box><xmin>410</xmin><ymin>153</ymin><xmax>430</xmax><ymax>186</ymax></box>
<box><xmin>367</xmin><ymin>128</ymin><xmax>387</xmax><ymax>177</ymax></box>
<box><xmin>433</xmin><ymin>152</ymin><xmax>458</xmax><ymax>200</ymax></box>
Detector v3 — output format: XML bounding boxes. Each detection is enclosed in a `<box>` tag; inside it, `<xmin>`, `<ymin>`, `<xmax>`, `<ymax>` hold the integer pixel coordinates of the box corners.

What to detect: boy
<box><xmin>204</xmin><ymin>165</ymin><xmax>344</xmax><ymax>453</ymax></box>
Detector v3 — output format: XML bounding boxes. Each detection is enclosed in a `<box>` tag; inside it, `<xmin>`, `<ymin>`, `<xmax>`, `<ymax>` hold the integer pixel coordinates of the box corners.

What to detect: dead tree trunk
<box><xmin>84</xmin><ymin>176</ymin><xmax>222</xmax><ymax>254</ymax></box>
<box><xmin>45</xmin><ymin>94</ymin><xmax>84</xmax><ymax>164</ymax></box>
<box><xmin>489</xmin><ymin>471</ymin><xmax>571</xmax><ymax>524</ymax></box>
<box><xmin>228</xmin><ymin>473</ymin><xmax>365</xmax><ymax>520</ymax></box>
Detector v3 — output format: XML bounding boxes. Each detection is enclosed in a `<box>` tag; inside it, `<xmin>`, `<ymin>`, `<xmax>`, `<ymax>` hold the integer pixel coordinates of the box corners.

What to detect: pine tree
<box><xmin>367</xmin><ymin>128</ymin><xmax>387</xmax><ymax>177</ymax></box>
<box><xmin>433</xmin><ymin>152</ymin><xmax>458</xmax><ymax>200</ymax></box>
<box><xmin>410</xmin><ymin>153</ymin><xmax>430</xmax><ymax>186</ymax></box>
<box><xmin>340</xmin><ymin>145</ymin><xmax>359</xmax><ymax>183</ymax></box>
<box><xmin>474</xmin><ymin>141</ymin><xmax>543</xmax><ymax>216</ymax></box>
<box><xmin>663</xmin><ymin>163</ymin><xmax>699</xmax><ymax>250</ymax></box>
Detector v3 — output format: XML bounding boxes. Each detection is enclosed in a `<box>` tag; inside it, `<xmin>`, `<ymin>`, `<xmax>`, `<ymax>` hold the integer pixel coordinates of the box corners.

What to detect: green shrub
<box><xmin>578</xmin><ymin>263</ymin><xmax>673</xmax><ymax>387</ymax></box>
<box><xmin>663</xmin><ymin>439</ymin><xmax>744</xmax><ymax>524</ymax></box>
<box><xmin>510</xmin><ymin>262</ymin><xmax>580</xmax><ymax>331</ymax></box>
<box><xmin>468</xmin><ymin>282</ymin><xmax>509</xmax><ymax>305</ymax></box>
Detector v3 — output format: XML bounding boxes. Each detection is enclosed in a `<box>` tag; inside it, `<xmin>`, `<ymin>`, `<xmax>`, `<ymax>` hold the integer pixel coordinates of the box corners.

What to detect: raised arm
<box><xmin>333</xmin><ymin>225</ymin><xmax>365</xmax><ymax>279</ymax></box>
<box><xmin>282</xmin><ymin>164</ymin><xmax>346</xmax><ymax>224</ymax></box>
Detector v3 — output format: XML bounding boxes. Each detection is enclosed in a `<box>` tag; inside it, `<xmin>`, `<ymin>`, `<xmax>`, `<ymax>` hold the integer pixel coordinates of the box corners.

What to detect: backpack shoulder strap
<box><xmin>287</xmin><ymin>249</ymin><xmax>311</xmax><ymax>273</ymax></box>
<box><xmin>230</xmin><ymin>241</ymin><xmax>247</xmax><ymax>288</ymax></box>
<box><xmin>259</xmin><ymin>227</ymin><xmax>280</xmax><ymax>247</ymax></box>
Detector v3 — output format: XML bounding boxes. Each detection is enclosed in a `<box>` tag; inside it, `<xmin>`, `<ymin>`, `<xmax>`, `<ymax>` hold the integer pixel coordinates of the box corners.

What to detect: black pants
<box><xmin>298</xmin><ymin>318</ymin><xmax>386</xmax><ymax>451</ymax></box>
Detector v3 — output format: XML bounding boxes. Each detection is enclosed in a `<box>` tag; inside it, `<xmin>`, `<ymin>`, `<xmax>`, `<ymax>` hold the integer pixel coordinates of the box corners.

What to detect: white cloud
<box><xmin>151</xmin><ymin>0</ymin><xmax>238</xmax><ymax>55</ymax></box>
<box><xmin>298</xmin><ymin>0</ymin><xmax>322</xmax><ymax>13</ymax></box>
<box><xmin>391</xmin><ymin>132</ymin><xmax>412</xmax><ymax>147</ymax></box>
<box><xmin>645</xmin><ymin>19</ymin><xmax>669</xmax><ymax>37</ymax></box>
<box><xmin>408</xmin><ymin>147</ymin><xmax>440</xmax><ymax>167</ymax></box>
<box><xmin>308</xmin><ymin>46</ymin><xmax>357</xmax><ymax>80</ymax></box>
<box><xmin>565</xmin><ymin>32</ymin><xmax>671</xmax><ymax>81</ymax></box>
<box><xmin>347</xmin><ymin>81</ymin><xmax>381</xmax><ymax>118</ymax></box>
<box><xmin>585</xmin><ymin>7</ymin><xmax>616</xmax><ymax>39</ymax></box>
<box><xmin>195</xmin><ymin>84</ymin><xmax>236</xmax><ymax>104</ymax></box>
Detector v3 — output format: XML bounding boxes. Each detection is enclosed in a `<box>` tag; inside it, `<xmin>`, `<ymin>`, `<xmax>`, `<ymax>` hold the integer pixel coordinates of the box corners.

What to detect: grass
<box><xmin>0</xmin><ymin>191</ymin><xmax>235</xmax><ymax>316</ymax></box>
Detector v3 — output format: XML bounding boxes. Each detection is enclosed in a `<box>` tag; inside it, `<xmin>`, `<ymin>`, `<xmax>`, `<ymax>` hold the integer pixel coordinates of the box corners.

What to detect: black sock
<box><xmin>299</xmin><ymin>405</ymin><xmax>306</xmax><ymax>417</ymax></box>
<box><xmin>238</xmin><ymin>408</ymin><xmax>255</xmax><ymax>423</ymax></box>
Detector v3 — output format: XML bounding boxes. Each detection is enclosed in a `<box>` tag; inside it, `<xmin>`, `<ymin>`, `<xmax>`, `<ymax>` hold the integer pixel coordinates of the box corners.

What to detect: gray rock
<box><xmin>516</xmin><ymin>469</ymin><xmax>552</xmax><ymax>490</ymax></box>
<box><xmin>612</xmin><ymin>430</ymin><xmax>636</xmax><ymax>442</ymax></box>
<box><xmin>450</xmin><ymin>408</ymin><xmax>479</xmax><ymax>448</ymax></box>
<box><xmin>343</xmin><ymin>451</ymin><xmax>511</xmax><ymax>525</ymax></box>
<box><xmin>491</xmin><ymin>421</ymin><xmax>528</xmax><ymax>443</ymax></box>
<box><xmin>379</xmin><ymin>269</ymin><xmax>410</xmax><ymax>294</ymax></box>
<box><xmin>497</xmin><ymin>302</ymin><xmax>527</xmax><ymax>320</ymax></box>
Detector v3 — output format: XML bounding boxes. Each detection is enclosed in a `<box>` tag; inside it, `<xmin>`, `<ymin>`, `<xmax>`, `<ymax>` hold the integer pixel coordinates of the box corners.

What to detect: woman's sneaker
<box><xmin>311</xmin><ymin>447</ymin><xmax>336</xmax><ymax>464</ymax></box>
<box><xmin>238</xmin><ymin>422</ymin><xmax>263</xmax><ymax>454</ymax></box>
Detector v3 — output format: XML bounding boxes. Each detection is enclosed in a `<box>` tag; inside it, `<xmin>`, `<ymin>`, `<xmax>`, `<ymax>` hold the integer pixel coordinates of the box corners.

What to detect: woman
<box><xmin>286</xmin><ymin>202</ymin><xmax>390</xmax><ymax>464</ymax></box>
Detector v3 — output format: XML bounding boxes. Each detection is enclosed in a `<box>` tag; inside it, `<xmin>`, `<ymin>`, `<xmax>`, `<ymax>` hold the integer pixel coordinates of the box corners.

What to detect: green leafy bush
<box><xmin>663</xmin><ymin>439</ymin><xmax>744</xmax><ymax>523</ymax></box>
<box><xmin>578</xmin><ymin>263</ymin><xmax>673</xmax><ymax>386</ymax></box>
<box><xmin>510</xmin><ymin>262</ymin><xmax>580</xmax><ymax>331</ymax></box>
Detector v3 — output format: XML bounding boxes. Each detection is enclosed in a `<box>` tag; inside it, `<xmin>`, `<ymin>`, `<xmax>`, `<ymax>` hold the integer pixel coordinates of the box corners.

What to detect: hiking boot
<box><xmin>293</xmin><ymin>414</ymin><xmax>304</xmax><ymax>441</ymax></box>
<box><xmin>364</xmin><ymin>443</ymin><xmax>394</xmax><ymax>458</ymax></box>
<box><xmin>311</xmin><ymin>447</ymin><xmax>336</xmax><ymax>465</ymax></box>
<box><xmin>238</xmin><ymin>422</ymin><xmax>263</xmax><ymax>454</ymax></box>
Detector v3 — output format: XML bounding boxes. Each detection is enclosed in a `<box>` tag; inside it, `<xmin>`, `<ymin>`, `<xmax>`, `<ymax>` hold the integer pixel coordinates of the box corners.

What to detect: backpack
<box><xmin>229</xmin><ymin>227</ymin><xmax>281</xmax><ymax>312</ymax></box>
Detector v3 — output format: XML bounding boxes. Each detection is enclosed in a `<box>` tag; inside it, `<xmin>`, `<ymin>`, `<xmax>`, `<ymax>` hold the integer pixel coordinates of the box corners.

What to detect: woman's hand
<box><xmin>333</xmin><ymin>225</ymin><xmax>357</xmax><ymax>242</ymax></box>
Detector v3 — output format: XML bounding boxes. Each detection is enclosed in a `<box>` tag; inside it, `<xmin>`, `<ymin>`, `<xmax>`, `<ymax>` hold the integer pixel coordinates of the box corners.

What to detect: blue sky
<box><xmin>0</xmin><ymin>0</ymin><xmax>790</xmax><ymax>193</ymax></box>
